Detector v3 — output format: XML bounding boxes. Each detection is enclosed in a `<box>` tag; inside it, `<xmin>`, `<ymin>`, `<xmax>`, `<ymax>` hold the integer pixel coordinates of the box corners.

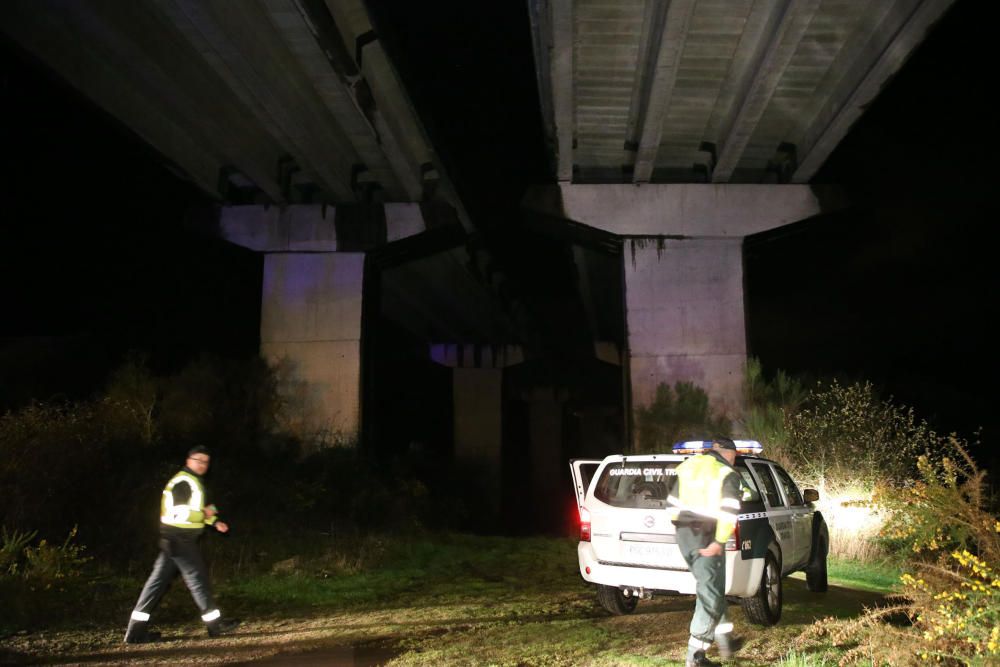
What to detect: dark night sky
<box><xmin>1</xmin><ymin>1</ymin><xmax>997</xmax><ymax>464</ymax></box>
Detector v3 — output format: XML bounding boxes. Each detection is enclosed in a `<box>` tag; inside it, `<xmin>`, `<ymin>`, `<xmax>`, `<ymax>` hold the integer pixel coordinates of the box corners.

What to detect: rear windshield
<box><xmin>593</xmin><ymin>462</ymin><xmax>680</xmax><ymax>509</ymax></box>
<box><xmin>592</xmin><ymin>460</ymin><xmax>763</xmax><ymax>509</ymax></box>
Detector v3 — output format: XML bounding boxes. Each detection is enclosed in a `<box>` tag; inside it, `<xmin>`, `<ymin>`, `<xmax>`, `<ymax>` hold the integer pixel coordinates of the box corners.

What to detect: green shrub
<box><xmin>738</xmin><ymin>358</ymin><xmax>806</xmax><ymax>469</ymax></box>
<box><xmin>1</xmin><ymin>527</ymin><xmax>36</xmax><ymax>577</ymax></box>
<box><xmin>794</xmin><ymin>437</ymin><xmax>1000</xmax><ymax>665</ymax></box>
<box><xmin>103</xmin><ymin>351</ymin><xmax>158</xmax><ymax>445</ymax></box>
<box><xmin>784</xmin><ymin>380</ymin><xmax>933</xmax><ymax>489</ymax></box>
<box><xmin>0</xmin><ymin>526</ymin><xmax>90</xmax><ymax>589</ymax></box>
<box><xmin>23</xmin><ymin>526</ymin><xmax>91</xmax><ymax>586</ymax></box>
<box><xmin>0</xmin><ymin>401</ymin><xmax>114</xmax><ymax>539</ymax></box>
<box><xmin>634</xmin><ymin>381</ymin><xmax>730</xmax><ymax>453</ymax></box>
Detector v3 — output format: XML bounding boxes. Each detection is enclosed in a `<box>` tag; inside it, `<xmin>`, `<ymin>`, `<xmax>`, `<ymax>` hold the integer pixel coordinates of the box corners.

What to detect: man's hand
<box><xmin>698</xmin><ymin>541</ymin><xmax>723</xmax><ymax>557</ymax></box>
<box><xmin>205</xmin><ymin>504</ymin><xmax>218</xmax><ymax>518</ymax></box>
<box><xmin>214</xmin><ymin>521</ymin><xmax>229</xmax><ymax>534</ymax></box>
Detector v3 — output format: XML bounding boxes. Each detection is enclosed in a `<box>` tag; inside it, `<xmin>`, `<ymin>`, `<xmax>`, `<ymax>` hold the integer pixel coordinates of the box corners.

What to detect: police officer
<box><xmin>124</xmin><ymin>446</ymin><xmax>239</xmax><ymax>643</ymax></box>
<box><xmin>668</xmin><ymin>438</ymin><xmax>745</xmax><ymax>667</ymax></box>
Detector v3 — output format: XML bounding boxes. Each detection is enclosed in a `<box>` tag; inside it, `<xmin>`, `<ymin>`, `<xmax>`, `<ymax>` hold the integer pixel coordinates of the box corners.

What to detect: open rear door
<box><xmin>569</xmin><ymin>459</ymin><xmax>601</xmax><ymax>508</ymax></box>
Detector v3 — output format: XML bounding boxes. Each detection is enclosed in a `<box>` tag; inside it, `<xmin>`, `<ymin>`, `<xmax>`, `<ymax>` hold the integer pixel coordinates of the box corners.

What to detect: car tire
<box><xmin>596</xmin><ymin>584</ymin><xmax>638</xmax><ymax>615</ymax></box>
<box><xmin>741</xmin><ymin>550</ymin><xmax>782</xmax><ymax>626</ymax></box>
<box><xmin>806</xmin><ymin>537</ymin><xmax>828</xmax><ymax>592</ymax></box>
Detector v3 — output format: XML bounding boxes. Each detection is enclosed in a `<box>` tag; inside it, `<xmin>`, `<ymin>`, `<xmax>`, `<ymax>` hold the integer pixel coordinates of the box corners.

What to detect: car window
<box><xmin>772</xmin><ymin>466</ymin><xmax>804</xmax><ymax>506</ymax></box>
<box><xmin>749</xmin><ymin>462</ymin><xmax>784</xmax><ymax>508</ymax></box>
<box><xmin>734</xmin><ymin>464</ymin><xmax>761</xmax><ymax>503</ymax></box>
<box><xmin>593</xmin><ymin>461</ymin><xmax>680</xmax><ymax>509</ymax></box>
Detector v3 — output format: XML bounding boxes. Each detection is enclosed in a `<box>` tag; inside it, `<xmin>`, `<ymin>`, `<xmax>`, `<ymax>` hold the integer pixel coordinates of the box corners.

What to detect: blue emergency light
<box><xmin>672</xmin><ymin>440</ymin><xmax>764</xmax><ymax>455</ymax></box>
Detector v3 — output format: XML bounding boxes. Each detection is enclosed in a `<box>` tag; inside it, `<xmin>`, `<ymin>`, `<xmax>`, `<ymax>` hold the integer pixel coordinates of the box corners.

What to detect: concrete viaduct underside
<box><xmin>2</xmin><ymin>0</ymin><xmax>955</xmax><ymax>526</ymax></box>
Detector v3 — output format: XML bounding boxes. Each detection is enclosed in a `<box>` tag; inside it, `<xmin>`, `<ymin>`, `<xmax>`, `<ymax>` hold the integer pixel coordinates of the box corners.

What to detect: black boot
<box><xmin>717</xmin><ymin>633</ymin><xmax>744</xmax><ymax>658</ymax></box>
<box><xmin>685</xmin><ymin>650</ymin><xmax>721</xmax><ymax>667</ymax></box>
<box><xmin>123</xmin><ymin>620</ymin><xmax>160</xmax><ymax>644</ymax></box>
<box><xmin>206</xmin><ymin>617</ymin><xmax>240</xmax><ymax>637</ymax></box>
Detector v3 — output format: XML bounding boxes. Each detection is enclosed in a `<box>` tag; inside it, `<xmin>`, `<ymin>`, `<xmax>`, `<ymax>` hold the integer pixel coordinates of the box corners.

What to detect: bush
<box><xmin>1</xmin><ymin>526</ymin><xmax>90</xmax><ymax>587</ymax></box>
<box><xmin>634</xmin><ymin>381</ymin><xmax>730</xmax><ymax>453</ymax></box>
<box><xmin>794</xmin><ymin>437</ymin><xmax>1000</xmax><ymax>665</ymax></box>
<box><xmin>739</xmin><ymin>358</ymin><xmax>806</xmax><ymax>470</ymax></box>
<box><xmin>784</xmin><ymin>380</ymin><xmax>933</xmax><ymax>489</ymax></box>
<box><xmin>22</xmin><ymin>526</ymin><xmax>91</xmax><ymax>586</ymax></box>
<box><xmin>0</xmin><ymin>401</ymin><xmax>116</xmax><ymax>540</ymax></box>
<box><xmin>1</xmin><ymin>527</ymin><xmax>35</xmax><ymax>577</ymax></box>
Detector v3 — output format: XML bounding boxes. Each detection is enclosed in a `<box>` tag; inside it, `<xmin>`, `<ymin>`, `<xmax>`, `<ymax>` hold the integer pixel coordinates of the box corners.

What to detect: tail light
<box><xmin>579</xmin><ymin>507</ymin><xmax>591</xmax><ymax>542</ymax></box>
<box><xmin>725</xmin><ymin>520</ymin><xmax>739</xmax><ymax>551</ymax></box>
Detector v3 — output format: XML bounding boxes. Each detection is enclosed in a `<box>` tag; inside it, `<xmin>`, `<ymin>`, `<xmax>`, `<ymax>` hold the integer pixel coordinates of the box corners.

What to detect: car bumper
<box><xmin>578</xmin><ymin>542</ymin><xmax>763</xmax><ymax>597</ymax></box>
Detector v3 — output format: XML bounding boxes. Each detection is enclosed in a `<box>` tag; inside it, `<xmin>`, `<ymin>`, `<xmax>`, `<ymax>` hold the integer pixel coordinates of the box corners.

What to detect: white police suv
<box><xmin>569</xmin><ymin>441</ymin><xmax>829</xmax><ymax>625</ymax></box>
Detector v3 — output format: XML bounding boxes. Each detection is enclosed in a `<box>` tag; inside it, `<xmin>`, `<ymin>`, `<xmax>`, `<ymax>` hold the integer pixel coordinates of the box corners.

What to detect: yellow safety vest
<box><xmin>160</xmin><ymin>470</ymin><xmax>216</xmax><ymax>530</ymax></box>
<box><xmin>667</xmin><ymin>453</ymin><xmax>741</xmax><ymax>544</ymax></box>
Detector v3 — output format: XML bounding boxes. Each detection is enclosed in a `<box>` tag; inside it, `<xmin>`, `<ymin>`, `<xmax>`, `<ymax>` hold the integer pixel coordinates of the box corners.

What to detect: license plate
<box><xmin>623</xmin><ymin>542</ymin><xmax>669</xmax><ymax>559</ymax></box>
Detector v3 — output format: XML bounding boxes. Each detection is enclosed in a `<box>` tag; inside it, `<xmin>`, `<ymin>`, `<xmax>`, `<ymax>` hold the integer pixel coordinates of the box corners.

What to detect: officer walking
<box><xmin>667</xmin><ymin>438</ymin><xmax>745</xmax><ymax>667</ymax></box>
<box><xmin>124</xmin><ymin>446</ymin><xmax>239</xmax><ymax>643</ymax></box>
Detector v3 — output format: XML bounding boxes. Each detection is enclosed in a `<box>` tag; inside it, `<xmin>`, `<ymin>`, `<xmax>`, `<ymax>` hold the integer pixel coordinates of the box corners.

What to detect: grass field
<box><xmin>0</xmin><ymin>533</ymin><xmax>899</xmax><ymax>665</ymax></box>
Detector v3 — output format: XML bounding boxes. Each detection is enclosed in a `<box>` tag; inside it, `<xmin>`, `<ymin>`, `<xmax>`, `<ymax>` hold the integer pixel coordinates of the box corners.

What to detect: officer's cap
<box><xmin>712</xmin><ymin>437</ymin><xmax>737</xmax><ymax>451</ymax></box>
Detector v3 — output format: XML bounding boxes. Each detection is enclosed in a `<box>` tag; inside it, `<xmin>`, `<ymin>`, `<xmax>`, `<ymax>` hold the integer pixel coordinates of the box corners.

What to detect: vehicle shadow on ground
<box><xmin>783</xmin><ymin>578</ymin><xmax>889</xmax><ymax>619</ymax></box>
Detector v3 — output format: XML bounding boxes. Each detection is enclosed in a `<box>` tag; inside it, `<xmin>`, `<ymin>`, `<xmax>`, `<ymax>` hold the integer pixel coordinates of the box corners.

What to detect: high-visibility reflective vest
<box><xmin>667</xmin><ymin>452</ymin><xmax>742</xmax><ymax>544</ymax></box>
<box><xmin>160</xmin><ymin>470</ymin><xmax>216</xmax><ymax>530</ymax></box>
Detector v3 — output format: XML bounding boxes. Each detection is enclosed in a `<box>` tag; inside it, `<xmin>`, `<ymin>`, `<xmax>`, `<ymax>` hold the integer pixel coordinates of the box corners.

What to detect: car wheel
<box><xmin>806</xmin><ymin>537</ymin><xmax>828</xmax><ymax>592</ymax></box>
<box><xmin>740</xmin><ymin>550</ymin><xmax>782</xmax><ymax>626</ymax></box>
<box><xmin>596</xmin><ymin>584</ymin><xmax>638</xmax><ymax>615</ymax></box>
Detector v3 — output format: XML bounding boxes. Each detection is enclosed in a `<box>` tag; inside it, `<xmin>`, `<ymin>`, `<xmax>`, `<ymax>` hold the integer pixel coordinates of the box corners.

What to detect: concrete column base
<box><xmin>453</xmin><ymin>367</ymin><xmax>503</xmax><ymax>517</ymax></box>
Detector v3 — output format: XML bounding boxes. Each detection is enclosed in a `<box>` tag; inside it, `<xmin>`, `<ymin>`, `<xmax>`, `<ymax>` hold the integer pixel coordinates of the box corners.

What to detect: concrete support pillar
<box><xmin>529</xmin><ymin>395</ymin><xmax>565</xmax><ymax>530</ymax></box>
<box><xmin>625</xmin><ymin>238</ymin><xmax>746</xmax><ymax>443</ymax></box>
<box><xmin>453</xmin><ymin>367</ymin><xmax>503</xmax><ymax>515</ymax></box>
<box><xmin>522</xmin><ymin>184</ymin><xmax>833</xmax><ymax>450</ymax></box>
<box><xmin>261</xmin><ymin>252</ymin><xmax>366</xmax><ymax>443</ymax></box>
<box><xmin>219</xmin><ymin>204</ymin><xmax>438</xmax><ymax>447</ymax></box>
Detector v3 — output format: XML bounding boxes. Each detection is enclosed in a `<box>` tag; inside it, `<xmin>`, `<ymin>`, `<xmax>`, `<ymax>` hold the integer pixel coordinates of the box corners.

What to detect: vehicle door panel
<box><xmin>747</xmin><ymin>461</ymin><xmax>795</xmax><ymax>573</ymax></box>
<box><xmin>772</xmin><ymin>465</ymin><xmax>813</xmax><ymax>568</ymax></box>
<box><xmin>569</xmin><ymin>459</ymin><xmax>601</xmax><ymax>509</ymax></box>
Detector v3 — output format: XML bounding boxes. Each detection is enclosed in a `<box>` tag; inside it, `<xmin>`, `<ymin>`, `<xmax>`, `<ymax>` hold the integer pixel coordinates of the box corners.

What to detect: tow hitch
<box><xmin>621</xmin><ymin>586</ymin><xmax>653</xmax><ymax>600</ymax></box>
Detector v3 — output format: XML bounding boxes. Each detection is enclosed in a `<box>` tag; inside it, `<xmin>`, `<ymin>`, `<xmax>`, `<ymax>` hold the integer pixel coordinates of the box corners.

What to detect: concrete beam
<box><xmin>630</xmin><ymin>0</ymin><xmax>697</xmax><ymax>183</ymax></box>
<box><xmin>381</xmin><ymin>261</ymin><xmax>473</xmax><ymax>343</ymax></box>
<box><xmin>429</xmin><ymin>344</ymin><xmax>525</xmax><ymax>369</ymax></box>
<box><xmin>157</xmin><ymin>0</ymin><xmax>357</xmax><ymax>201</ymax></box>
<box><xmin>54</xmin><ymin>0</ymin><xmax>289</xmax><ymax>202</ymax></box>
<box><xmin>322</xmin><ymin>1</ymin><xmax>432</xmax><ymax>190</ymax></box>
<box><xmin>792</xmin><ymin>0</ymin><xmax>956</xmax><ymax>182</ymax></box>
<box><xmin>325</xmin><ymin>0</ymin><xmax>472</xmax><ymax>217</ymax></box>
<box><xmin>523</xmin><ymin>184</ymin><xmax>824</xmax><ymax>237</ymax></box>
<box><xmin>260</xmin><ymin>0</ymin><xmax>415</xmax><ymax>201</ymax></box>
<box><xmin>0</xmin><ymin>2</ymin><xmax>224</xmax><ymax>198</ymax></box>
<box><xmin>712</xmin><ymin>0</ymin><xmax>823</xmax><ymax>183</ymax></box>
<box><xmin>219</xmin><ymin>203</ymin><xmax>428</xmax><ymax>252</ymax></box>
<box><xmin>701</xmin><ymin>0</ymin><xmax>784</xmax><ymax>169</ymax></box>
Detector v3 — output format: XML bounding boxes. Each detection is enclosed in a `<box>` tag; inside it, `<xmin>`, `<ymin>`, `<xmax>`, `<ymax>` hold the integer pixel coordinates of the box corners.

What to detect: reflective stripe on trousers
<box><xmin>131</xmin><ymin>534</ymin><xmax>217</xmax><ymax>622</ymax></box>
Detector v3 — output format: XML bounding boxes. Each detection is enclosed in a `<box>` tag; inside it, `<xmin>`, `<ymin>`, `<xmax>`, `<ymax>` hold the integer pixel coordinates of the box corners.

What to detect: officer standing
<box><xmin>667</xmin><ymin>438</ymin><xmax>745</xmax><ymax>667</ymax></box>
<box><xmin>124</xmin><ymin>446</ymin><xmax>239</xmax><ymax>643</ymax></box>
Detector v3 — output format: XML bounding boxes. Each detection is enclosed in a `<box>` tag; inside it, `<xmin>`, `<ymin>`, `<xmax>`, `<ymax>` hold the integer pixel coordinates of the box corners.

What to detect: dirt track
<box><xmin>0</xmin><ymin>577</ymin><xmax>884</xmax><ymax>666</ymax></box>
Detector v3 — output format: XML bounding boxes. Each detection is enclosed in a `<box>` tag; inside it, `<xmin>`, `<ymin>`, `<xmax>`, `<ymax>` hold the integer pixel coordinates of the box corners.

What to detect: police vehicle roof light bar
<box><xmin>671</xmin><ymin>440</ymin><xmax>764</xmax><ymax>455</ymax></box>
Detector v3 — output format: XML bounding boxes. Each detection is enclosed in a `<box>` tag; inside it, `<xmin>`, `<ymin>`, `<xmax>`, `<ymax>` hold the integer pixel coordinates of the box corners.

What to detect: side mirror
<box><xmin>803</xmin><ymin>488</ymin><xmax>819</xmax><ymax>503</ymax></box>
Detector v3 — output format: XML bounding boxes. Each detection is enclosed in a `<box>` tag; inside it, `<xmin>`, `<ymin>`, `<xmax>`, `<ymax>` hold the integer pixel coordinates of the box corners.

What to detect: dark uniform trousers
<box><xmin>133</xmin><ymin>531</ymin><xmax>217</xmax><ymax>620</ymax></box>
<box><xmin>676</xmin><ymin>520</ymin><xmax>727</xmax><ymax>644</ymax></box>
